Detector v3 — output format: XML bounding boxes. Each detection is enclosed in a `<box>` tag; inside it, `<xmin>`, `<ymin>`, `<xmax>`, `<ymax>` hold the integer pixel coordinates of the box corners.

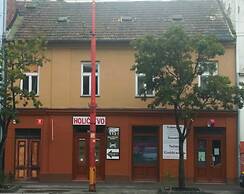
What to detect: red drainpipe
<box><xmin>89</xmin><ymin>0</ymin><xmax>97</xmax><ymax>192</ymax></box>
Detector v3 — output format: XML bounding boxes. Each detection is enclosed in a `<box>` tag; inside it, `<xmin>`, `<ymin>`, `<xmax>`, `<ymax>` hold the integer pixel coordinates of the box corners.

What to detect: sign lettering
<box><xmin>106</xmin><ymin>127</ymin><xmax>120</xmax><ymax>160</ymax></box>
<box><xmin>163</xmin><ymin>125</ymin><xmax>187</xmax><ymax>160</ymax></box>
<box><xmin>72</xmin><ymin>116</ymin><xmax>106</xmax><ymax>126</ymax></box>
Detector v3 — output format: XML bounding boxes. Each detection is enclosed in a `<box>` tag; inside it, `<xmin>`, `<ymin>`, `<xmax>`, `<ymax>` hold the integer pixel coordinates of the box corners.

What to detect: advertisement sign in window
<box><xmin>106</xmin><ymin>127</ymin><xmax>120</xmax><ymax>160</ymax></box>
<box><xmin>163</xmin><ymin>125</ymin><xmax>187</xmax><ymax>159</ymax></box>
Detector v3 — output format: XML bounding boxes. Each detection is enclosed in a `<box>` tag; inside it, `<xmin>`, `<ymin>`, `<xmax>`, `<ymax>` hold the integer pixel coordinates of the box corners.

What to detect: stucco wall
<box><xmin>22</xmin><ymin>42</ymin><xmax>236</xmax><ymax>109</ymax></box>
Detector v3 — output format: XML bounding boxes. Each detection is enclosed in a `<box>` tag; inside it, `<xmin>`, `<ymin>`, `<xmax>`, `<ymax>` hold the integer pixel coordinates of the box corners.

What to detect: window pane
<box><xmin>212</xmin><ymin>140</ymin><xmax>221</xmax><ymax>166</ymax></box>
<box><xmin>133</xmin><ymin>136</ymin><xmax>157</xmax><ymax>165</ymax></box>
<box><xmin>95</xmin><ymin>139</ymin><xmax>100</xmax><ymax>162</ymax></box>
<box><xmin>83</xmin><ymin>64</ymin><xmax>98</xmax><ymax>73</ymax></box>
<box><xmin>137</xmin><ymin>76</ymin><xmax>145</xmax><ymax>96</ymax></box>
<box><xmin>200</xmin><ymin>76</ymin><xmax>208</xmax><ymax>89</ymax></box>
<box><xmin>32</xmin><ymin>76</ymin><xmax>38</xmax><ymax>94</ymax></box>
<box><xmin>18</xmin><ymin>143</ymin><xmax>26</xmax><ymax>166</ymax></box>
<box><xmin>83</xmin><ymin>64</ymin><xmax>92</xmax><ymax>73</ymax></box>
<box><xmin>79</xmin><ymin>139</ymin><xmax>85</xmax><ymax>162</ymax></box>
<box><xmin>83</xmin><ymin>75</ymin><xmax>90</xmax><ymax>95</ymax></box>
<box><xmin>147</xmin><ymin>88</ymin><xmax>154</xmax><ymax>95</ymax></box>
<box><xmin>31</xmin><ymin>142</ymin><xmax>38</xmax><ymax>166</ymax></box>
<box><xmin>23</xmin><ymin>76</ymin><xmax>29</xmax><ymax>91</ymax></box>
<box><xmin>197</xmin><ymin>139</ymin><xmax>207</xmax><ymax>166</ymax></box>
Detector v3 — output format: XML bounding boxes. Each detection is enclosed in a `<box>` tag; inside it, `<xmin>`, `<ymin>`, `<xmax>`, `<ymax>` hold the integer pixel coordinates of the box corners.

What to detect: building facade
<box><xmin>4</xmin><ymin>0</ymin><xmax>238</xmax><ymax>183</ymax></box>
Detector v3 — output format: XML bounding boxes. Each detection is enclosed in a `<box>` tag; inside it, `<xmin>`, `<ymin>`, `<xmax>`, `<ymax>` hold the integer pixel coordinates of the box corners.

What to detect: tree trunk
<box><xmin>178</xmin><ymin>135</ymin><xmax>185</xmax><ymax>188</ymax></box>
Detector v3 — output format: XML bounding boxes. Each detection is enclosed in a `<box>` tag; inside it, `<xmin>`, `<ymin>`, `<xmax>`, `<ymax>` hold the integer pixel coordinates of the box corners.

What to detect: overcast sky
<box><xmin>17</xmin><ymin>0</ymin><xmax>172</xmax><ymax>2</ymax></box>
<box><xmin>64</xmin><ymin>0</ymin><xmax>172</xmax><ymax>2</ymax></box>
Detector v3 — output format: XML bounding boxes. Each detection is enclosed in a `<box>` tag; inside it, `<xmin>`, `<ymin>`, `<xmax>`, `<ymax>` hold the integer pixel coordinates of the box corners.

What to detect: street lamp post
<box><xmin>89</xmin><ymin>0</ymin><xmax>97</xmax><ymax>192</ymax></box>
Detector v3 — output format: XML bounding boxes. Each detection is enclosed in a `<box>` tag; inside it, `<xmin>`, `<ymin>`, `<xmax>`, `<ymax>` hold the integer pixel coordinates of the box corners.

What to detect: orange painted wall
<box><xmin>17</xmin><ymin>42</ymin><xmax>236</xmax><ymax>109</ymax></box>
<box><xmin>4</xmin><ymin>109</ymin><xmax>237</xmax><ymax>182</ymax></box>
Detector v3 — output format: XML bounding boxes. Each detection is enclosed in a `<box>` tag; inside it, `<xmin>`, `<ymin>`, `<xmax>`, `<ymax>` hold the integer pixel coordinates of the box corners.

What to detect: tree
<box><xmin>132</xmin><ymin>26</ymin><xmax>244</xmax><ymax>188</ymax></box>
<box><xmin>0</xmin><ymin>38</ymin><xmax>47</xmax><ymax>173</ymax></box>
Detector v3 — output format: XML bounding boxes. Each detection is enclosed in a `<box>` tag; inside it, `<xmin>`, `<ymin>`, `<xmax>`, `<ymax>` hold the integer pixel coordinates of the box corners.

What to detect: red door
<box><xmin>74</xmin><ymin>133</ymin><xmax>105</xmax><ymax>180</ymax></box>
<box><xmin>15</xmin><ymin>139</ymin><xmax>40</xmax><ymax>180</ymax></box>
<box><xmin>195</xmin><ymin>135</ymin><xmax>226</xmax><ymax>182</ymax></box>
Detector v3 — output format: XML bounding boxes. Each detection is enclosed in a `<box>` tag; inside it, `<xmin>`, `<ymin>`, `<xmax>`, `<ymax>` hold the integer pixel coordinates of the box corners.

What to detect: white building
<box><xmin>221</xmin><ymin>0</ymin><xmax>244</xmax><ymax>173</ymax></box>
<box><xmin>0</xmin><ymin>0</ymin><xmax>7</xmax><ymax>46</ymax></box>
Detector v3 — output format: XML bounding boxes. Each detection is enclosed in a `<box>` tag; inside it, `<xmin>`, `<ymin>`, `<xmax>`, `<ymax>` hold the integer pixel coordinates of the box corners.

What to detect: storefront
<box><xmin>194</xmin><ymin>127</ymin><xmax>226</xmax><ymax>182</ymax></box>
<box><xmin>4</xmin><ymin>109</ymin><xmax>237</xmax><ymax>183</ymax></box>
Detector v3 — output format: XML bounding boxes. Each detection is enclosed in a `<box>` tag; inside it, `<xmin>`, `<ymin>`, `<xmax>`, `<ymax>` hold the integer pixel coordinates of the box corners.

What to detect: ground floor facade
<box><xmin>4</xmin><ymin>108</ymin><xmax>238</xmax><ymax>183</ymax></box>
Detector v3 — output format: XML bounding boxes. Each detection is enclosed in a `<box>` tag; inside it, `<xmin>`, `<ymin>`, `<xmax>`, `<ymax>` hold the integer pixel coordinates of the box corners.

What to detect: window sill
<box><xmin>80</xmin><ymin>95</ymin><xmax>100</xmax><ymax>97</ymax></box>
<box><xmin>135</xmin><ymin>95</ymin><xmax>155</xmax><ymax>98</ymax></box>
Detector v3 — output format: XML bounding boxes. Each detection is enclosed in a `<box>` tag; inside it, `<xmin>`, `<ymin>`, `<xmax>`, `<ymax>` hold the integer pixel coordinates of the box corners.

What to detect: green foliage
<box><xmin>0</xmin><ymin>38</ymin><xmax>47</xmax><ymax>122</ymax></box>
<box><xmin>132</xmin><ymin>26</ymin><xmax>244</xmax><ymax>188</ymax></box>
<box><xmin>132</xmin><ymin>26</ymin><xmax>244</xmax><ymax>139</ymax></box>
<box><xmin>0</xmin><ymin>38</ymin><xmax>48</xmax><ymax>171</ymax></box>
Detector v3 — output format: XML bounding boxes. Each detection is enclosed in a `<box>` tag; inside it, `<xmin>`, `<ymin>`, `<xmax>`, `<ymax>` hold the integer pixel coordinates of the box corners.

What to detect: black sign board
<box><xmin>106</xmin><ymin>127</ymin><xmax>120</xmax><ymax>159</ymax></box>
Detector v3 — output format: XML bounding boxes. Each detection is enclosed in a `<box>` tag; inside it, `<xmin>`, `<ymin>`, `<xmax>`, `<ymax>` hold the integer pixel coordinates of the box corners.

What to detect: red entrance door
<box><xmin>15</xmin><ymin>139</ymin><xmax>40</xmax><ymax>180</ymax></box>
<box><xmin>195</xmin><ymin>135</ymin><xmax>226</xmax><ymax>182</ymax></box>
<box><xmin>74</xmin><ymin>133</ymin><xmax>105</xmax><ymax>180</ymax></box>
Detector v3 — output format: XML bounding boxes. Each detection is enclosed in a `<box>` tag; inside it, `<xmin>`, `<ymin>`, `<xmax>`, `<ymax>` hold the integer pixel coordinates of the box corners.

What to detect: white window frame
<box><xmin>81</xmin><ymin>63</ymin><xmax>100</xmax><ymax>96</ymax></box>
<box><xmin>135</xmin><ymin>73</ymin><xmax>155</xmax><ymax>97</ymax></box>
<box><xmin>198</xmin><ymin>62</ymin><xmax>218</xmax><ymax>87</ymax></box>
<box><xmin>20</xmin><ymin>72</ymin><xmax>40</xmax><ymax>96</ymax></box>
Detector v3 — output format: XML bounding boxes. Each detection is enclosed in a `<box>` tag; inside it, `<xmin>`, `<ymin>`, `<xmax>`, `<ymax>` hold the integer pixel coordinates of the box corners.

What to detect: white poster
<box><xmin>163</xmin><ymin>125</ymin><xmax>187</xmax><ymax>160</ymax></box>
<box><xmin>106</xmin><ymin>127</ymin><xmax>120</xmax><ymax>160</ymax></box>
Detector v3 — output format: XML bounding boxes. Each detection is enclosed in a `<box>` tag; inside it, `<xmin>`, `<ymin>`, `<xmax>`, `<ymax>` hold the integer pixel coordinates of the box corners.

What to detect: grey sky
<box><xmin>17</xmin><ymin>0</ymin><xmax>172</xmax><ymax>2</ymax></box>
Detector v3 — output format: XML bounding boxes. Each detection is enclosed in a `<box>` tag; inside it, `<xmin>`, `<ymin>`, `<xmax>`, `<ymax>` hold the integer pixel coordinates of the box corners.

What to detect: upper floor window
<box><xmin>20</xmin><ymin>72</ymin><xmax>39</xmax><ymax>95</ymax></box>
<box><xmin>198</xmin><ymin>62</ymin><xmax>218</xmax><ymax>88</ymax></box>
<box><xmin>81</xmin><ymin>63</ymin><xmax>100</xmax><ymax>96</ymax></box>
<box><xmin>135</xmin><ymin>73</ymin><xmax>154</xmax><ymax>97</ymax></box>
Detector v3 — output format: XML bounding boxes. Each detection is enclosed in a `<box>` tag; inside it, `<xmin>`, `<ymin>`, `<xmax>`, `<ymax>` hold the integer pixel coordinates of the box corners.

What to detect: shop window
<box><xmin>198</xmin><ymin>62</ymin><xmax>218</xmax><ymax>88</ymax></box>
<box><xmin>135</xmin><ymin>73</ymin><xmax>154</xmax><ymax>97</ymax></box>
<box><xmin>133</xmin><ymin>136</ymin><xmax>158</xmax><ymax>165</ymax></box>
<box><xmin>20</xmin><ymin>73</ymin><xmax>39</xmax><ymax>95</ymax></box>
<box><xmin>81</xmin><ymin>63</ymin><xmax>99</xmax><ymax>96</ymax></box>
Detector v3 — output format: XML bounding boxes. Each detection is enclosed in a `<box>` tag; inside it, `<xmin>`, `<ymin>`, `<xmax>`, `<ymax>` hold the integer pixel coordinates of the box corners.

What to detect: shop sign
<box><xmin>163</xmin><ymin>125</ymin><xmax>187</xmax><ymax>160</ymax></box>
<box><xmin>106</xmin><ymin>127</ymin><xmax>120</xmax><ymax>160</ymax></box>
<box><xmin>72</xmin><ymin>116</ymin><xmax>106</xmax><ymax>125</ymax></box>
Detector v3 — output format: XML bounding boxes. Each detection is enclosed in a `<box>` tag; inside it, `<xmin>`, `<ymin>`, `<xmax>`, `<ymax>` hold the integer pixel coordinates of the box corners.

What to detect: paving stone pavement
<box><xmin>8</xmin><ymin>182</ymin><xmax>244</xmax><ymax>194</ymax></box>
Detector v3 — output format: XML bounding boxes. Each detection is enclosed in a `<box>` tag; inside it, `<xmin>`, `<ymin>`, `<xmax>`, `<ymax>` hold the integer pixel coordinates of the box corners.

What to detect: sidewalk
<box><xmin>14</xmin><ymin>181</ymin><xmax>244</xmax><ymax>194</ymax></box>
<box><xmin>195</xmin><ymin>183</ymin><xmax>244</xmax><ymax>194</ymax></box>
<box><xmin>16</xmin><ymin>182</ymin><xmax>159</xmax><ymax>194</ymax></box>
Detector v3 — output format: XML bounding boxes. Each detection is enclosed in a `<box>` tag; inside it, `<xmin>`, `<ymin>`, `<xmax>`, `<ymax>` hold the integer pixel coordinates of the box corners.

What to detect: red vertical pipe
<box><xmin>89</xmin><ymin>0</ymin><xmax>96</xmax><ymax>192</ymax></box>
